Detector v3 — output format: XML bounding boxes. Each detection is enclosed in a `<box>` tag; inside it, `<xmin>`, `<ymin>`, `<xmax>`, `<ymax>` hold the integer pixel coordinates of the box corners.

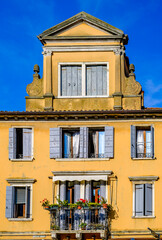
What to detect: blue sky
<box><xmin>0</xmin><ymin>0</ymin><xmax>162</xmax><ymax>111</ymax></box>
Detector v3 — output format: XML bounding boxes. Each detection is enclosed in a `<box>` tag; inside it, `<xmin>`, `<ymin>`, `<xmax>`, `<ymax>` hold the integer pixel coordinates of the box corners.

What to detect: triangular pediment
<box><xmin>38</xmin><ymin>12</ymin><xmax>124</xmax><ymax>43</ymax></box>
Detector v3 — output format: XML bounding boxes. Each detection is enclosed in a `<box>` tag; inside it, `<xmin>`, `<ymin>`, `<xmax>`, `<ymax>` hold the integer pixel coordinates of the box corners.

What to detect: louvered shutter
<box><xmin>131</xmin><ymin>125</ymin><xmax>136</xmax><ymax>158</ymax></box>
<box><xmin>16</xmin><ymin>187</ymin><xmax>25</xmax><ymax>204</ymax></box>
<box><xmin>80</xmin><ymin>127</ymin><xmax>88</xmax><ymax>158</ymax></box>
<box><xmin>100</xmin><ymin>180</ymin><xmax>106</xmax><ymax>200</ymax></box>
<box><xmin>86</xmin><ymin>65</ymin><xmax>107</xmax><ymax>96</ymax></box>
<box><xmin>9</xmin><ymin>128</ymin><xmax>16</xmax><ymax>159</ymax></box>
<box><xmin>5</xmin><ymin>186</ymin><xmax>14</xmax><ymax>218</ymax></box>
<box><xmin>145</xmin><ymin>184</ymin><xmax>152</xmax><ymax>216</ymax></box>
<box><xmin>151</xmin><ymin>125</ymin><xmax>154</xmax><ymax>158</ymax></box>
<box><xmin>105</xmin><ymin>126</ymin><xmax>114</xmax><ymax>158</ymax></box>
<box><xmin>74</xmin><ymin>181</ymin><xmax>80</xmax><ymax>203</ymax></box>
<box><xmin>50</xmin><ymin>128</ymin><xmax>62</xmax><ymax>158</ymax></box>
<box><xmin>23</xmin><ymin>128</ymin><xmax>32</xmax><ymax>159</ymax></box>
<box><xmin>135</xmin><ymin>184</ymin><xmax>144</xmax><ymax>216</ymax></box>
<box><xmin>61</xmin><ymin>66</ymin><xmax>82</xmax><ymax>96</ymax></box>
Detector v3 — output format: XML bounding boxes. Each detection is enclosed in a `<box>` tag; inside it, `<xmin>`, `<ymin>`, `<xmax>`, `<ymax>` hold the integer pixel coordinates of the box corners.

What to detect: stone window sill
<box><xmin>9</xmin><ymin>158</ymin><xmax>34</xmax><ymax>162</ymax></box>
<box><xmin>132</xmin><ymin>216</ymin><xmax>155</xmax><ymax>219</ymax></box>
<box><xmin>132</xmin><ymin>157</ymin><xmax>156</xmax><ymax>160</ymax></box>
<box><xmin>8</xmin><ymin>218</ymin><xmax>33</xmax><ymax>221</ymax></box>
<box><xmin>56</xmin><ymin>158</ymin><xmax>110</xmax><ymax>161</ymax></box>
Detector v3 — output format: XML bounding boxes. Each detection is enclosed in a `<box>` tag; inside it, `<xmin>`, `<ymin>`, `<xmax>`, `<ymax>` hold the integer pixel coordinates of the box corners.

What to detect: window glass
<box><xmin>89</xmin><ymin>130</ymin><xmax>105</xmax><ymax>158</ymax></box>
<box><xmin>63</xmin><ymin>131</ymin><xmax>80</xmax><ymax>158</ymax></box>
<box><xmin>137</xmin><ymin>128</ymin><xmax>151</xmax><ymax>158</ymax></box>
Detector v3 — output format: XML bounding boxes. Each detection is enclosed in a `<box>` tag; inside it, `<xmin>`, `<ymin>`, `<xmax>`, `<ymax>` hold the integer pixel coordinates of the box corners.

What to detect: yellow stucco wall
<box><xmin>0</xmin><ymin>120</ymin><xmax>161</xmax><ymax>236</ymax></box>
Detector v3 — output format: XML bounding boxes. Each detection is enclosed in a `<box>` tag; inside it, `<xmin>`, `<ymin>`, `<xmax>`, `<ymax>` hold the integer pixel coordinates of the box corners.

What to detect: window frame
<box><xmin>6</xmin><ymin>181</ymin><xmax>33</xmax><ymax>221</ymax></box>
<box><xmin>9</xmin><ymin>126</ymin><xmax>34</xmax><ymax>162</ymax></box>
<box><xmin>58</xmin><ymin>62</ymin><xmax>109</xmax><ymax>98</ymax></box>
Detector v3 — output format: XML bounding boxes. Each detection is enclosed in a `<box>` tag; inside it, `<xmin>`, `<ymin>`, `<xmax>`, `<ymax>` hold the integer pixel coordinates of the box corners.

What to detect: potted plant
<box><xmin>100</xmin><ymin>196</ymin><xmax>107</xmax><ymax>209</ymax></box>
<box><xmin>51</xmin><ymin>224</ymin><xmax>60</xmax><ymax>230</ymax></box>
<box><xmin>79</xmin><ymin>222</ymin><xmax>87</xmax><ymax>230</ymax></box>
<box><xmin>76</xmin><ymin>199</ymin><xmax>88</xmax><ymax>209</ymax></box>
<box><xmin>56</xmin><ymin>196</ymin><xmax>68</xmax><ymax>207</ymax></box>
<box><xmin>40</xmin><ymin>198</ymin><xmax>50</xmax><ymax>209</ymax></box>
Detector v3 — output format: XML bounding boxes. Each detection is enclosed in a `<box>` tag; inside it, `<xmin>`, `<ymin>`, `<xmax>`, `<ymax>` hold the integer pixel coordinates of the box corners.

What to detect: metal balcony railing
<box><xmin>49</xmin><ymin>206</ymin><xmax>108</xmax><ymax>231</ymax></box>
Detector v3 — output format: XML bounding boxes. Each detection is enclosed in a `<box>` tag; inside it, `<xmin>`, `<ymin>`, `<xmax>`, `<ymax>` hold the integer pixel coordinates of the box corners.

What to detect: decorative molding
<box><xmin>42</xmin><ymin>50</ymin><xmax>52</xmax><ymax>56</ymax></box>
<box><xmin>113</xmin><ymin>48</ymin><xmax>125</xmax><ymax>55</ymax></box>
<box><xmin>52</xmin><ymin>171</ymin><xmax>113</xmax><ymax>176</ymax></box>
<box><xmin>6</xmin><ymin>178</ymin><xmax>36</xmax><ymax>184</ymax></box>
<box><xmin>128</xmin><ymin>176</ymin><xmax>159</xmax><ymax>181</ymax></box>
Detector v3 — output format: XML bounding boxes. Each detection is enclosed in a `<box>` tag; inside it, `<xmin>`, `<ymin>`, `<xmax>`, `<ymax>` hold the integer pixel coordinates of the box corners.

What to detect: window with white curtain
<box><xmin>63</xmin><ymin>130</ymin><xmax>80</xmax><ymax>158</ymax></box>
<box><xmin>136</xmin><ymin>128</ymin><xmax>152</xmax><ymax>158</ymax></box>
<box><xmin>89</xmin><ymin>129</ymin><xmax>105</xmax><ymax>158</ymax></box>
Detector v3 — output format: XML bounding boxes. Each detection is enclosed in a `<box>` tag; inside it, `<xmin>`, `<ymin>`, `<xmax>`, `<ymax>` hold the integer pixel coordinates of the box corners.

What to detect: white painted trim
<box><xmin>132</xmin><ymin>181</ymin><xmax>155</xmax><ymax>218</ymax></box>
<box><xmin>56</xmin><ymin>158</ymin><xmax>110</xmax><ymax>161</ymax></box>
<box><xmin>8</xmin><ymin>218</ymin><xmax>33</xmax><ymax>221</ymax></box>
<box><xmin>9</xmin><ymin>158</ymin><xmax>34</xmax><ymax>162</ymax></box>
<box><xmin>58</xmin><ymin>62</ymin><xmax>109</xmax><ymax>98</ymax></box>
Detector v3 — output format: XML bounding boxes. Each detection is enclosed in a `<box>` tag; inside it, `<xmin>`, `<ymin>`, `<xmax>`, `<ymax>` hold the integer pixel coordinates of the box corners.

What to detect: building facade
<box><xmin>0</xmin><ymin>12</ymin><xmax>162</xmax><ymax>240</ymax></box>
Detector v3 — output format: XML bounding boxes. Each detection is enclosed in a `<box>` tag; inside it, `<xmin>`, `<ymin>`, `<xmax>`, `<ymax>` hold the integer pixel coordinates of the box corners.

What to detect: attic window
<box><xmin>59</xmin><ymin>63</ymin><xmax>109</xmax><ymax>97</ymax></box>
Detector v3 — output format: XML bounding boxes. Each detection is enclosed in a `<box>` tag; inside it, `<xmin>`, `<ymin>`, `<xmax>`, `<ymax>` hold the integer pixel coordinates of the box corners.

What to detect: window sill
<box><xmin>8</xmin><ymin>218</ymin><xmax>33</xmax><ymax>221</ymax></box>
<box><xmin>57</xmin><ymin>95</ymin><xmax>110</xmax><ymax>99</ymax></box>
<box><xmin>132</xmin><ymin>157</ymin><xmax>156</xmax><ymax>160</ymax></box>
<box><xmin>9</xmin><ymin>158</ymin><xmax>34</xmax><ymax>162</ymax></box>
<box><xmin>132</xmin><ymin>216</ymin><xmax>155</xmax><ymax>219</ymax></box>
<box><xmin>56</xmin><ymin>158</ymin><xmax>110</xmax><ymax>161</ymax></box>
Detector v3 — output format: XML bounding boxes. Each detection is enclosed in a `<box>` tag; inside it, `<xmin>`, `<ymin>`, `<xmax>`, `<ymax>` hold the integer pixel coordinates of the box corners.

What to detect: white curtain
<box><xmin>73</xmin><ymin>132</ymin><xmax>80</xmax><ymax>158</ymax></box>
<box><xmin>137</xmin><ymin>130</ymin><xmax>144</xmax><ymax>157</ymax></box>
<box><xmin>92</xmin><ymin>132</ymin><xmax>97</xmax><ymax>157</ymax></box>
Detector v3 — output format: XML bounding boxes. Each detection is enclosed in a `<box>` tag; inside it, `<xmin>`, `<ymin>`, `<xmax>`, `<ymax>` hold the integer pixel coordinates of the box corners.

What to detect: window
<box><xmin>92</xmin><ymin>181</ymin><xmax>100</xmax><ymax>203</ymax></box>
<box><xmin>131</xmin><ymin>125</ymin><xmax>154</xmax><ymax>159</ymax></box>
<box><xmin>63</xmin><ymin>130</ymin><xmax>80</xmax><ymax>158</ymax></box>
<box><xmin>59</xmin><ymin>63</ymin><xmax>109</xmax><ymax>97</ymax></box>
<box><xmin>5</xmin><ymin>184</ymin><xmax>32</xmax><ymax>219</ymax></box>
<box><xmin>50</xmin><ymin>126</ymin><xmax>114</xmax><ymax>159</ymax></box>
<box><xmin>9</xmin><ymin>128</ymin><xmax>33</xmax><ymax>160</ymax></box>
<box><xmin>89</xmin><ymin>129</ymin><xmax>105</xmax><ymax>158</ymax></box>
<box><xmin>134</xmin><ymin>184</ymin><xmax>153</xmax><ymax>217</ymax></box>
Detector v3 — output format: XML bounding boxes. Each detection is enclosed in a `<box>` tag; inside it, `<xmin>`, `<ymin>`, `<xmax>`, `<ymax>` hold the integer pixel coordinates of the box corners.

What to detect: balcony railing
<box><xmin>48</xmin><ymin>206</ymin><xmax>108</xmax><ymax>231</ymax></box>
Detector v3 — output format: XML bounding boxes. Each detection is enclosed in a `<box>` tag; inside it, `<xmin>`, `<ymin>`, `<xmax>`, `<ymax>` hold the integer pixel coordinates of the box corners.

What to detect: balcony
<box><xmin>46</xmin><ymin>206</ymin><xmax>108</xmax><ymax>240</ymax></box>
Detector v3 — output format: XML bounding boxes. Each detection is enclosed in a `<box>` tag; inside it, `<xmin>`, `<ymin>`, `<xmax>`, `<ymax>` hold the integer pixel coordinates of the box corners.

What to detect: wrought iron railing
<box><xmin>89</xmin><ymin>153</ymin><xmax>105</xmax><ymax>158</ymax></box>
<box><xmin>136</xmin><ymin>141</ymin><xmax>152</xmax><ymax>158</ymax></box>
<box><xmin>49</xmin><ymin>206</ymin><xmax>108</xmax><ymax>231</ymax></box>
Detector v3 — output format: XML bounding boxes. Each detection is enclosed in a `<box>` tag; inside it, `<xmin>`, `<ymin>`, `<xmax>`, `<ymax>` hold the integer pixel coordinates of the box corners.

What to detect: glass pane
<box><xmin>64</xmin><ymin>133</ymin><xmax>71</xmax><ymax>158</ymax></box>
<box><xmin>99</xmin><ymin>131</ymin><xmax>105</xmax><ymax>158</ymax></box>
<box><xmin>146</xmin><ymin>131</ymin><xmax>151</xmax><ymax>157</ymax></box>
<box><xmin>137</xmin><ymin>130</ymin><xmax>144</xmax><ymax>157</ymax></box>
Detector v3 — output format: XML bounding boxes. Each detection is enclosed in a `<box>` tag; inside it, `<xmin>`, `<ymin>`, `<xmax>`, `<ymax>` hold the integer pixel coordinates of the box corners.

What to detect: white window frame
<box><xmin>7</xmin><ymin>182</ymin><xmax>33</xmax><ymax>221</ymax></box>
<box><xmin>132</xmin><ymin>181</ymin><xmax>155</xmax><ymax>218</ymax></box>
<box><xmin>10</xmin><ymin>126</ymin><xmax>34</xmax><ymax>162</ymax></box>
<box><xmin>58</xmin><ymin>62</ymin><xmax>109</xmax><ymax>98</ymax></box>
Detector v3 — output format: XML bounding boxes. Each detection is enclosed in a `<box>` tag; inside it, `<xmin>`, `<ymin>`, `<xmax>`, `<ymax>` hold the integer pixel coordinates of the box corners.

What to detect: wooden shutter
<box><xmin>86</xmin><ymin>65</ymin><xmax>107</xmax><ymax>96</ymax></box>
<box><xmin>105</xmin><ymin>126</ymin><xmax>114</xmax><ymax>158</ymax></box>
<box><xmin>9</xmin><ymin>128</ymin><xmax>16</xmax><ymax>159</ymax></box>
<box><xmin>100</xmin><ymin>180</ymin><xmax>106</xmax><ymax>200</ymax></box>
<box><xmin>80</xmin><ymin>127</ymin><xmax>88</xmax><ymax>158</ymax></box>
<box><xmin>145</xmin><ymin>184</ymin><xmax>152</xmax><ymax>216</ymax></box>
<box><xmin>85</xmin><ymin>181</ymin><xmax>92</xmax><ymax>201</ymax></box>
<box><xmin>5</xmin><ymin>186</ymin><xmax>14</xmax><ymax>218</ymax></box>
<box><xmin>135</xmin><ymin>184</ymin><xmax>144</xmax><ymax>216</ymax></box>
<box><xmin>74</xmin><ymin>181</ymin><xmax>80</xmax><ymax>203</ymax></box>
<box><xmin>23</xmin><ymin>128</ymin><xmax>32</xmax><ymax>159</ymax></box>
<box><xmin>50</xmin><ymin>128</ymin><xmax>62</xmax><ymax>158</ymax></box>
<box><xmin>61</xmin><ymin>66</ymin><xmax>82</xmax><ymax>96</ymax></box>
<box><xmin>131</xmin><ymin>125</ymin><xmax>136</xmax><ymax>158</ymax></box>
<box><xmin>151</xmin><ymin>125</ymin><xmax>154</xmax><ymax>158</ymax></box>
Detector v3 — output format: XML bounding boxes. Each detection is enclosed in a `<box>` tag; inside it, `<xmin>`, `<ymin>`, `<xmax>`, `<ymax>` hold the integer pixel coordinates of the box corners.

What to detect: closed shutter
<box><xmin>85</xmin><ymin>181</ymin><xmax>92</xmax><ymax>201</ymax></box>
<box><xmin>5</xmin><ymin>186</ymin><xmax>14</xmax><ymax>218</ymax></box>
<box><xmin>50</xmin><ymin>128</ymin><xmax>62</xmax><ymax>158</ymax></box>
<box><xmin>74</xmin><ymin>181</ymin><xmax>80</xmax><ymax>203</ymax></box>
<box><xmin>135</xmin><ymin>184</ymin><xmax>144</xmax><ymax>216</ymax></box>
<box><xmin>86</xmin><ymin>65</ymin><xmax>107</xmax><ymax>96</ymax></box>
<box><xmin>131</xmin><ymin>125</ymin><xmax>136</xmax><ymax>158</ymax></box>
<box><xmin>105</xmin><ymin>126</ymin><xmax>114</xmax><ymax>158</ymax></box>
<box><xmin>100</xmin><ymin>180</ymin><xmax>106</xmax><ymax>200</ymax></box>
<box><xmin>80</xmin><ymin>127</ymin><xmax>88</xmax><ymax>158</ymax></box>
<box><xmin>151</xmin><ymin>125</ymin><xmax>154</xmax><ymax>158</ymax></box>
<box><xmin>145</xmin><ymin>184</ymin><xmax>152</xmax><ymax>216</ymax></box>
<box><xmin>23</xmin><ymin>128</ymin><xmax>32</xmax><ymax>159</ymax></box>
<box><xmin>61</xmin><ymin>66</ymin><xmax>82</xmax><ymax>96</ymax></box>
<box><xmin>9</xmin><ymin>128</ymin><xmax>16</xmax><ymax>159</ymax></box>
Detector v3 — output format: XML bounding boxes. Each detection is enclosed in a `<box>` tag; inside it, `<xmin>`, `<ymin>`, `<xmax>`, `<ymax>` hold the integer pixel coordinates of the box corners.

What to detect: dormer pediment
<box><xmin>38</xmin><ymin>12</ymin><xmax>127</xmax><ymax>44</ymax></box>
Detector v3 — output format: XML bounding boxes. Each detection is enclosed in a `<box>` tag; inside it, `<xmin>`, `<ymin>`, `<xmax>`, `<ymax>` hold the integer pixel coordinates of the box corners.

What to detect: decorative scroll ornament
<box><xmin>26</xmin><ymin>64</ymin><xmax>43</xmax><ymax>96</ymax></box>
<box><xmin>124</xmin><ymin>64</ymin><xmax>142</xmax><ymax>95</ymax></box>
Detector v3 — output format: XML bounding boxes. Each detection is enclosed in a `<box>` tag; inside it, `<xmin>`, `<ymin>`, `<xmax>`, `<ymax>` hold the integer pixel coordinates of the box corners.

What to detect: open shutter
<box><xmin>131</xmin><ymin>125</ymin><xmax>136</xmax><ymax>158</ymax></box>
<box><xmin>9</xmin><ymin>128</ymin><xmax>16</xmax><ymax>159</ymax></box>
<box><xmin>145</xmin><ymin>184</ymin><xmax>152</xmax><ymax>216</ymax></box>
<box><xmin>50</xmin><ymin>128</ymin><xmax>62</xmax><ymax>158</ymax></box>
<box><xmin>23</xmin><ymin>128</ymin><xmax>32</xmax><ymax>159</ymax></box>
<box><xmin>151</xmin><ymin>125</ymin><xmax>154</xmax><ymax>158</ymax></box>
<box><xmin>100</xmin><ymin>180</ymin><xmax>106</xmax><ymax>200</ymax></box>
<box><xmin>135</xmin><ymin>184</ymin><xmax>144</xmax><ymax>216</ymax></box>
<box><xmin>74</xmin><ymin>181</ymin><xmax>80</xmax><ymax>203</ymax></box>
<box><xmin>5</xmin><ymin>186</ymin><xmax>14</xmax><ymax>218</ymax></box>
<box><xmin>105</xmin><ymin>126</ymin><xmax>114</xmax><ymax>158</ymax></box>
<box><xmin>80</xmin><ymin>127</ymin><xmax>88</xmax><ymax>158</ymax></box>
